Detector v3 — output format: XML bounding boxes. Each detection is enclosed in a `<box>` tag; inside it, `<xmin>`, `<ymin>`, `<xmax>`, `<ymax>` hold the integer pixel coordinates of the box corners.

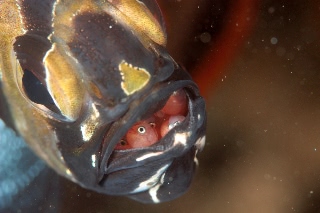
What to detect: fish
<box><xmin>0</xmin><ymin>0</ymin><xmax>206</xmax><ymax>204</ymax></box>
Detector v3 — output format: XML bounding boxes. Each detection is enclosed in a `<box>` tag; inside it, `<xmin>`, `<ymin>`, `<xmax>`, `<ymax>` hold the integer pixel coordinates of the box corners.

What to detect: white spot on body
<box><xmin>80</xmin><ymin>104</ymin><xmax>100</xmax><ymax>141</ymax></box>
<box><xmin>173</xmin><ymin>132</ymin><xmax>190</xmax><ymax>147</ymax></box>
<box><xmin>91</xmin><ymin>154</ymin><xmax>96</xmax><ymax>167</ymax></box>
<box><xmin>149</xmin><ymin>184</ymin><xmax>161</xmax><ymax>203</ymax></box>
<box><xmin>194</xmin><ymin>156</ymin><xmax>199</xmax><ymax>166</ymax></box>
<box><xmin>136</xmin><ymin>152</ymin><xmax>162</xmax><ymax>162</ymax></box>
<box><xmin>195</xmin><ymin>136</ymin><xmax>206</xmax><ymax>151</ymax></box>
<box><xmin>131</xmin><ymin>164</ymin><xmax>169</xmax><ymax>194</ymax></box>
<box><xmin>66</xmin><ymin>169</ymin><xmax>72</xmax><ymax>176</ymax></box>
<box><xmin>80</xmin><ymin>125</ymin><xmax>89</xmax><ymax>140</ymax></box>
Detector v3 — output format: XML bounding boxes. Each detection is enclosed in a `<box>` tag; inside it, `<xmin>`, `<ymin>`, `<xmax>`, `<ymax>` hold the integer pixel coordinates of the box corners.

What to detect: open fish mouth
<box><xmin>114</xmin><ymin>88</ymin><xmax>189</xmax><ymax>151</ymax></box>
<box><xmin>97</xmin><ymin>76</ymin><xmax>206</xmax><ymax>203</ymax></box>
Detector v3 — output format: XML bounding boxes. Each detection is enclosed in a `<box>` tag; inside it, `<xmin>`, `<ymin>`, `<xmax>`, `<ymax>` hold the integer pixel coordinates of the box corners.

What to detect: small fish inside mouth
<box><xmin>115</xmin><ymin>89</ymin><xmax>188</xmax><ymax>150</ymax></box>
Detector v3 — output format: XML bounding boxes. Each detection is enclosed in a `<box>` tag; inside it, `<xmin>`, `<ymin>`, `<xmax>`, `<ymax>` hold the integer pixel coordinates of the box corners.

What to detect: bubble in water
<box><xmin>268</xmin><ymin>7</ymin><xmax>275</xmax><ymax>14</ymax></box>
<box><xmin>199</xmin><ymin>32</ymin><xmax>211</xmax><ymax>43</ymax></box>
<box><xmin>270</xmin><ymin>37</ymin><xmax>278</xmax><ymax>44</ymax></box>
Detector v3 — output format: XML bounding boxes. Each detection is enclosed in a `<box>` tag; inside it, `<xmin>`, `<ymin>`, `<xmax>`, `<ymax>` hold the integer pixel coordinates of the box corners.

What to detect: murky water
<box><xmin>1</xmin><ymin>0</ymin><xmax>320</xmax><ymax>212</ymax></box>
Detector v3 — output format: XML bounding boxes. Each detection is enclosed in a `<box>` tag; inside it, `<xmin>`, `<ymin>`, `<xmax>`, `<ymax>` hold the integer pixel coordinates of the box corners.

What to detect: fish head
<box><xmin>2</xmin><ymin>0</ymin><xmax>206</xmax><ymax>203</ymax></box>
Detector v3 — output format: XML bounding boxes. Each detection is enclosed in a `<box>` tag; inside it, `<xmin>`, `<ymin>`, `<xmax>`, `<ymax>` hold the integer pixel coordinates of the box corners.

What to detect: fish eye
<box><xmin>137</xmin><ymin>126</ymin><xmax>146</xmax><ymax>134</ymax></box>
<box><xmin>120</xmin><ymin>140</ymin><xmax>127</xmax><ymax>146</ymax></box>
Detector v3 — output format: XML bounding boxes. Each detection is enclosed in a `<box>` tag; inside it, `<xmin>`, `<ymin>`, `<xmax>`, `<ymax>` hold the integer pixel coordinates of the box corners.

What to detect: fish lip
<box><xmin>97</xmin><ymin>79</ymin><xmax>206</xmax><ymax>188</ymax></box>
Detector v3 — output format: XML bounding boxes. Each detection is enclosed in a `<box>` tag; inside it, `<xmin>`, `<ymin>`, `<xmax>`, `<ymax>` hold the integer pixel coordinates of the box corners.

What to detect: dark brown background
<box><xmin>63</xmin><ymin>0</ymin><xmax>320</xmax><ymax>212</ymax></box>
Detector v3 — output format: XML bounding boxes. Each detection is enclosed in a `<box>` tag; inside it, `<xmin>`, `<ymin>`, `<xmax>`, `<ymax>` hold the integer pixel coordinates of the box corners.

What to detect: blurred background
<box><xmin>3</xmin><ymin>0</ymin><xmax>320</xmax><ymax>212</ymax></box>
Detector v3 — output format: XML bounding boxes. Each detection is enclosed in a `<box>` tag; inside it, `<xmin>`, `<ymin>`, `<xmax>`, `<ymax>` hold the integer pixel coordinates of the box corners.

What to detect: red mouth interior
<box><xmin>115</xmin><ymin>89</ymin><xmax>188</xmax><ymax>150</ymax></box>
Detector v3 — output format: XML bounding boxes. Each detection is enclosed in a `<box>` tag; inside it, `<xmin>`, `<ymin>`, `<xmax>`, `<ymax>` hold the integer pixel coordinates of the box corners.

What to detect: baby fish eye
<box><xmin>137</xmin><ymin>126</ymin><xmax>146</xmax><ymax>134</ymax></box>
<box><xmin>120</xmin><ymin>140</ymin><xmax>127</xmax><ymax>146</ymax></box>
